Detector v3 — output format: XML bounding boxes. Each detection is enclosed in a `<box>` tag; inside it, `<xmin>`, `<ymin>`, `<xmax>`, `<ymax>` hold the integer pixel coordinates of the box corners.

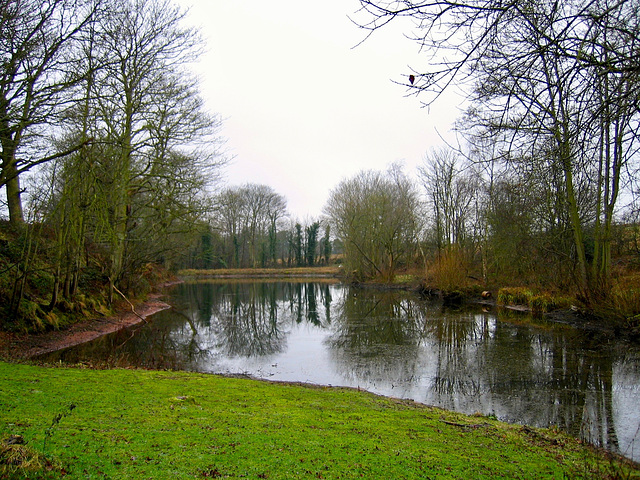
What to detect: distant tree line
<box><xmin>184</xmin><ymin>184</ymin><xmax>332</xmax><ymax>269</ymax></box>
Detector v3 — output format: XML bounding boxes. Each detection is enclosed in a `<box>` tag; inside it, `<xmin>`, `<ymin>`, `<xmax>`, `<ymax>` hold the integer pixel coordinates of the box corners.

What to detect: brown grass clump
<box><xmin>0</xmin><ymin>439</ymin><xmax>63</xmax><ymax>478</ymax></box>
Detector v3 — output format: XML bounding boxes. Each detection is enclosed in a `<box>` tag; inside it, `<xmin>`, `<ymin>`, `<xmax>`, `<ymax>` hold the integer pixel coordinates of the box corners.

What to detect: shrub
<box><xmin>601</xmin><ymin>281</ymin><xmax>640</xmax><ymax>324</ymax></box>
<box><xmin>426</xmin><ymin>247</ymin><xmax>471</xmax><ymax>292</ymax></box>
<box><xmin>28</xmin><ymin>272</ymin><xmax>55</xmax><ymax>297</ymax></box>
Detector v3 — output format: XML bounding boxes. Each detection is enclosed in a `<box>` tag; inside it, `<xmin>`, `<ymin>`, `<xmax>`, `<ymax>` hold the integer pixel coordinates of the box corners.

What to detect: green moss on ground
<box><xmin>1</xmin><ymin>362</ymin><xmax>637</xmax><ymax>479</ymax></box>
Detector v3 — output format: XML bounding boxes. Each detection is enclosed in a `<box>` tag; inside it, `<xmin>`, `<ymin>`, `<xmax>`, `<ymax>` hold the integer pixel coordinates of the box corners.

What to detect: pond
<box><xmin>40</xmin><ymin>280</ymin><xmax>640</xmax><ymax>462</ymax></box>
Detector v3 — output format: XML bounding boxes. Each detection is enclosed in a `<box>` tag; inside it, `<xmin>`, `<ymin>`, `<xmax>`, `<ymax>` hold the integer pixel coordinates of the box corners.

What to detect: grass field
<box><xmin>1</xmin><ymin>362</ymin><xmax>638</xmax><ymax>479</ymax></box>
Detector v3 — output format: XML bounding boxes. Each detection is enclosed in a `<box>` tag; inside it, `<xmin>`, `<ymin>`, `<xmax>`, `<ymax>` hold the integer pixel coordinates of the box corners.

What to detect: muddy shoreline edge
<box><xmin>2</xmin><ymin>277</ymin><xmax>637</xmax><ymax>361</ymax></box>
<box><xmin>0</xmin><ymin>293</ymin><xmax>173</xmax><ymax>360</ymax></box>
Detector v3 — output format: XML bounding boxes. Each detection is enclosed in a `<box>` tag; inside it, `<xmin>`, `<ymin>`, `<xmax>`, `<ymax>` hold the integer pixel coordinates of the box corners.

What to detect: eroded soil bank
<box><xmin>0</xmin><ymin>295</ymin><xmax>171</xmax><ymax>360</ymax></box>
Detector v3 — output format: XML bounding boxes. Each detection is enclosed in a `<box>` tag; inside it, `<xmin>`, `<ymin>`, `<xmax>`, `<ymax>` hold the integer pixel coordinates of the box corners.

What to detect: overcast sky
<box><xmin>176</xmin><ymin>0</ymin><xmax>463</xmax><ymax>220</ymax></box>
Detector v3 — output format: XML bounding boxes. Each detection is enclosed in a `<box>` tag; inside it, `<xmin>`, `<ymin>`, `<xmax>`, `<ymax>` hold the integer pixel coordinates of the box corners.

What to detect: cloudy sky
<box><xmin>176</xmin><ymin>0</ymin><xmax>463</xmax><ymax>219</ymax></box>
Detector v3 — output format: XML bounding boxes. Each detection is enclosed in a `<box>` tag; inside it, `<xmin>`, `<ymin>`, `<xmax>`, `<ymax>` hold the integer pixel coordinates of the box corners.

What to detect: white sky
<box><xmin>176</xmin><ymin>0</ymin><xmax>464</xmax><ymax>219</ymax></box>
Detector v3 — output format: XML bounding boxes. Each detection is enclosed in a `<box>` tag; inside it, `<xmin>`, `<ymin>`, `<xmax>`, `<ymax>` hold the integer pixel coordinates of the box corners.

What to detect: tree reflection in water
<box><xmin>39</xmin><ymin>281</ymin><xmax>640</xmax><ymax>461</ymax></box>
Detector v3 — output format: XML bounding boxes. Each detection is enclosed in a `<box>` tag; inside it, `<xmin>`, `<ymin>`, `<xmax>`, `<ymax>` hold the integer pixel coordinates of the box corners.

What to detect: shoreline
<box><xmin>2</xmin><ymin>362</ymin><xmax>637</xmax><ymax>478</ymax></box>
<box><xmin>0</xmin><ymin>294</ymin><xmax>172</xmax><ymax>360</ymax></box>
<box><xmin>2</xmin><ymin>278</ymin><xmax>639</xmax><ymax>467</ymax></box>
<box><xmin>1</xmin><ymin>275</ymin><xmax>635</xmax><ymax>361</ymax></box>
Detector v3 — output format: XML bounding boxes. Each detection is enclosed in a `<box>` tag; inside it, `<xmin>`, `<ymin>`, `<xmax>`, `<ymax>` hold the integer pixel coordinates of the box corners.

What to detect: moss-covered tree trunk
<box><xmin>1</xmin><ymin>141</ymin><xmax>24</xmax><ymax>225</ymax></box>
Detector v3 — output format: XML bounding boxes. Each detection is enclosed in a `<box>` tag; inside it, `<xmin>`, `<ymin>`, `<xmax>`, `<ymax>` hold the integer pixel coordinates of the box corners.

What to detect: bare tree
<box><xmin>0</xmin><ymin>0</ymin><xmax>99</xmax><ymax>225</ymax></box>
<box><xmin>46</xmin><ymin>0</ymin><xmax>226</xmax><ymax>302</ymax></box>
<box><xmin>243</xmin><ymin>184</ymin><xmax>287</xmax><ymax>267</ymax></box>
<box><xmin>324</xmin><ymin>164</ymin><xmax>422</xmax><ymax>281</ymax></box>
<box><xmin>212</xmin><ymin>184</ymin><xmax>287</xmax><ymax>268</ymax></box>
<box><xmin>466</xmin><ymin>0</ymin><xmax>640</xmax><ymax>293</ymax></box>
<box><xmin>355</xmin><ymin>0</ymin><xmax>640</xmax><ymax>296</ymax></box>
<box><xmin>418</xmin><ymin>148</ymin><xmax>481</xmax><ymax>251</ymax></box>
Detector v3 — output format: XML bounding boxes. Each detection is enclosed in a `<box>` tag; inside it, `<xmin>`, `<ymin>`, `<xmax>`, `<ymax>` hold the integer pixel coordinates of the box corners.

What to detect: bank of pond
<box><xmin>1</xmin><ymin>362</ymin><xmax>639</xmax><ymax>479</ymax></box>
<box><xmin>3</xmin><ymin>279</ymin><xmax>640</xmax><ymax>478</ymax></box>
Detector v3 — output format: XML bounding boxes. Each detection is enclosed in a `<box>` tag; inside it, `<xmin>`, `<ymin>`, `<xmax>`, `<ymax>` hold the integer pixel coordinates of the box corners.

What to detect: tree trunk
<box><xmin>48</xmin><ymin>265</ymin><xmax>61</xmax><ymax>312</ymax></box>
<box><xmin>4</xmin><ymin>156</ymin><xmax>24</xmax><ymax>225</ymax></box>
<box><xmin>562</xmin><ymin>155</ymin><xmax>589</xmax><ymax>294</ymax></box>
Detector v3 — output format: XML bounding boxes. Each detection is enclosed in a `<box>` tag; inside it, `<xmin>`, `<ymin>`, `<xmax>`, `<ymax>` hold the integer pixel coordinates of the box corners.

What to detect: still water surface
<box><xmin>41</xmin><ymin>280</ymin><xmax>640</xmax><ymax>462</ymax></box>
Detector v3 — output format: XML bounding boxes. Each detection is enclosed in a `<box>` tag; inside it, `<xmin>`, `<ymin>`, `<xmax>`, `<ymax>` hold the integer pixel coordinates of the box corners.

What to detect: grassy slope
<box><xmin>1</xmin><ymin>363</ymin><xmax>637</xmax><ymax>479</ymax></box>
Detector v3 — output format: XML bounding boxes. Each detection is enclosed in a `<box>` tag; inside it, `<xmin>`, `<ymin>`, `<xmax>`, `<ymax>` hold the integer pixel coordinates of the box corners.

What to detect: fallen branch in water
<box><xmin>112</xmin><ymin>285</ymin><xmax>146</xmax><ymax>323</ymax></box>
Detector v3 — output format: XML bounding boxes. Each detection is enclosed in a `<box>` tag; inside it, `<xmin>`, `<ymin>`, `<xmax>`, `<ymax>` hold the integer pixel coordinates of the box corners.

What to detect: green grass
<box><xmin>497</xmin><ymin>287</ymin><xmax>535</xmax><ymax>306</ymax></box>
<box><xmin>0</xmin><ymin>362</ymin><xmax>637</xmax><ymax>479</ymax></box>
<box><xmin>497</xmin><ymin>287</ymin><xmax>576</xmax><ymax>315</ymax></box>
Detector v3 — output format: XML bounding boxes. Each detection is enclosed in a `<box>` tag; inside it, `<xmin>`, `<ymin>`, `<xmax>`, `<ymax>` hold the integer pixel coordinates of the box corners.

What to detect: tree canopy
<box><xmin>325</xmin><ymin>164</ymin><xmax>422</xmax><ymax>282</ymax></box>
